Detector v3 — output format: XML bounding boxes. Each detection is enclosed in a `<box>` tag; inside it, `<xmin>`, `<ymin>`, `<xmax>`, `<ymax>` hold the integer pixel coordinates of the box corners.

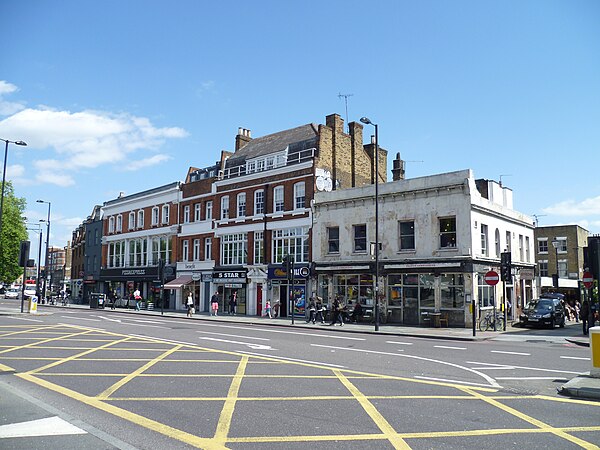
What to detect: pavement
<box><xmin>1</xmin><ymin>300</ymin><xmax>599</xmax><ymax>401</ymax></box>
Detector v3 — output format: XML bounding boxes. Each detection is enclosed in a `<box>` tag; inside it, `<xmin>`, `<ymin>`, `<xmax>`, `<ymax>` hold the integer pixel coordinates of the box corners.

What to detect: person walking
<box><xmin>329</xmin><ymin>297</ymin><xmax>344</xmax><ymax>326</ymax></box>
<box><xmin>264</xmin><ymin>300</ymin><xmax>272</xmax><ymax>318</ymax></box>
<box><xmin>580</xmin><ymin>299</ymin><xmax>590</xmax><ymax>335</ymax></box>
<box><xmin>306</xmin><ymin>298</ymin><xmax>317</xmax><ymax>324</ymax></box>
<box><xmin>211</xmin><ymin>292</ymin><xmax>219</xmax><ymax>316</ymax></box>
<box><xmin>186</xmin><ymin>292</ymin><xmax>195</xmax><ymax>318</ymax></box>
<box><xmin>229</xmin><ymin>291</ymin><xmax>237</xmax><ymax>315</ymax></box>
<box><xmin>134</xmin><ymin>288</ymin><xmax>141</xmax><ymax>311</ymax></box>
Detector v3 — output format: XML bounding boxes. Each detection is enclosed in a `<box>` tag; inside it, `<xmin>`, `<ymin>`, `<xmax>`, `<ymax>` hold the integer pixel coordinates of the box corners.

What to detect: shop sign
<box><xmin>191</xmin><ymin>273</ymin><xmax>202</xmax><ymax>281</ymax></box>
<box><xmin>213</xmin><ymin>270</ymin><xmax>247</xmax><ymax>283</ymax></box>
<box><xmin>519</xmin><ymin>268</ymin><xmax>535</xmax><ymax>280</ymax></box>
<box><xmin>202</xmin><ymin>273</ymin><xmax>213</xmax><ymax>282</ymax></box>
<box><xmin>268</xmin><ymin>265</ymin><xmax>310</xmax><ymax>280</ymax></box>
<box><xmin>225</xmin><ymin>283</ymin><xmax>243</xmax><ymax>288</ymax></box>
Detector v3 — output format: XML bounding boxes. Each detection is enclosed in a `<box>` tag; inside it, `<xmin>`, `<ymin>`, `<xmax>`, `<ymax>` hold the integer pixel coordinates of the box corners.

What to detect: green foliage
<box><xmin>0</xmin><ymin>181</ymin><xmax>27</xmax><ymax>285</ymax></box>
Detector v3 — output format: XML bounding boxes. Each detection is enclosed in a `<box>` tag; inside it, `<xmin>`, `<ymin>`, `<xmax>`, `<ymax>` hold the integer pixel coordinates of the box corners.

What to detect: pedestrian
<box><xmin>264</xmin><ymin>300</ymin><xmax>272</xmax><ymax>318</ymax></box>
<box><xmin>134</xmin><ymin>288</ymin><xmax>141</xmax><ymax>311</ymax></box>
<box><xmin>272</xmin><ymin>301</ymin><xmax>280</xmax><ymax>318</ymax></box>
<box><xmin>350</xmin><ymin>301</ymin><xmax>363</xmax><ymax>323</ymax></box>
<box><xmin>574</xmin><ymin>300</ymin><xmax>581</xmax><ymax>322</ymax></box>
<box><xmin>306</xmin><ymin>298</ymin><xmax>317</xmax><ymax>324</ymax></box>
<box><xmin>315</xmin><ymin>297</ymin><xmax>326</xmax><ymax>324</ymax></box>
<box><xmin>580</xmin><ymin>299</ymin><xmax>590</xmax><ymax>335</ymax></box>
<box><xmin>229</xmin><ymin>291</ymin><xmax>237</xmax><ymax>315</ymax></box>
<box><xmin>329</xmin><ymin>297</ymin><xmax>344</xmax><ymax>326</ymax></box>
<box><xmin>186</xmin><ymin>292</ymin><xmax>195</xmax><ymax>317</ymax></box>
<box><xmin>211</xmin><ymin>291</ymin><xmax>219</xmax><ymax>316</ymax></box>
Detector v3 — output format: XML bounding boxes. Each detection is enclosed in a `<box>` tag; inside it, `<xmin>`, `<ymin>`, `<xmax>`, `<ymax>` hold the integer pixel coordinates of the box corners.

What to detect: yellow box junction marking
<box><xmin>1</xmin><ymin>324</ymin><xmax>599</xmax><ymax>450</ymax></box>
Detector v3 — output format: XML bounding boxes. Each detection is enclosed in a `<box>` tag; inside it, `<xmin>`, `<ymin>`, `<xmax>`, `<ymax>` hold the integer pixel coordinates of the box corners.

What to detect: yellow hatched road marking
<box><xmin>17</xmin><ymin>372</ymin><xmax>228</xmax><ymax>450</ymax></box>
<box><xmin>24</xmin><ymin>336</ymin><xmax>134</xmax><ymax>375</ymax></box>
<box><xmin>334</xmin><ymin>369</ymin><xmax>411</xmax><ymax>450</ymax></box>
<box><xmin>461</xmin><ymin>387</ymin><xmax>600</xmax><ymax>450</ymax></box>
<box><xmin>0</xmin><ymin>327</ymin><xmax>95</xmax><ymax>356</ymax></box>
<box><xmin>214</xmin><ymin>355</ymin><xmax>248</xmax><ymax>444</ymax></box>
<box><xmin>97</xmin><ymin>345</ymin><xmax>183</xmax><ymax>399</ymax></box>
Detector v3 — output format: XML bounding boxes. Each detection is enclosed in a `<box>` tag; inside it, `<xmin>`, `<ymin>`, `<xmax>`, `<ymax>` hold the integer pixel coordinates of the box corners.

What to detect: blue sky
<box><xmin>1</xmin><ymin>0</ymin><xmax>599</xmax><ymax>263</ymax></box>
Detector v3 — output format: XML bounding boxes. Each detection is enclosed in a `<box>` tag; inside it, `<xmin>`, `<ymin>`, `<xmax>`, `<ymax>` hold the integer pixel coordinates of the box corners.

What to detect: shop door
<box><xmin>279</xmin><ymin>285</ymin><xmax>288</xmax><ymax>317</ymax></box>
<box><xmin>257</xmin><ymin>283</ymin><xmax>263</xmax><ymax>316</ymax></box>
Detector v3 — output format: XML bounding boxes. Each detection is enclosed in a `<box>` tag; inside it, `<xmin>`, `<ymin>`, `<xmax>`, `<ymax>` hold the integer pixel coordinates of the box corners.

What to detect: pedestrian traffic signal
<box><xmin>500</xmin><ymin>251</ymin><xmax>512</xmax><ymax>282</ymax></box>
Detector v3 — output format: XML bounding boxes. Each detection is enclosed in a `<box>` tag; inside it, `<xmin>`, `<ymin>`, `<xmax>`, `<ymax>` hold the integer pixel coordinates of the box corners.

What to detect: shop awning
<box><xmin>163</xmin><ymin>275</ymin><xmax>193</xmax><ymax>289</ymax></box>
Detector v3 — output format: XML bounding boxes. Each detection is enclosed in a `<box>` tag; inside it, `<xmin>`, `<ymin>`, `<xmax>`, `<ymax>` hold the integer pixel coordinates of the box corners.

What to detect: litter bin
<box><xmin>90</xmin><ymin>293</ymin><xmax>106</xmax><ymax>309</ymax></box>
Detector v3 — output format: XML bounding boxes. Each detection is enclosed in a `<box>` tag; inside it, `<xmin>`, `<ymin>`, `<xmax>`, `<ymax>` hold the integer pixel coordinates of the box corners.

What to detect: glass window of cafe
<box><xmin>386</xmin><ymin>274</ymin><xmax>436</xmax><ymax>308</ymax></box>
<box><xmin>440</xmin><ymin>274</ymin><xmax>465</xmax><ymax>309</ymax></box>
<box><xmin>333</xmin><ymin>274</ymin><xmax>374</xmax><ymax>307</ymax></box>
<box><xmin>477</xmin><ymin>273</ymin><xmax>495</xmax><ymax>308</ymax></box>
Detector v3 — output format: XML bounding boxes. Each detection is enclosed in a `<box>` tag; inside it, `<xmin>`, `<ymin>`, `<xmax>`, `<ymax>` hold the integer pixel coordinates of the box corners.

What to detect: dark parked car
<box><xmin>520</xmin><ymin>298</ymin><xmax>566</xmax><ymax>328</ymax></box>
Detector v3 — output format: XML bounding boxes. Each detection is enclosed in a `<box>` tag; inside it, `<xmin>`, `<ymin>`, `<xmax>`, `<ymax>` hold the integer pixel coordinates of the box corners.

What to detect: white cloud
<box><xmin>0</xmin><ymin>81</ymin><xmax>25</xmax><ymax>115</ymax></box>
<box><xmin>0</xmin><ymin>82</ymin><xmax>189</xmax><ymax>188</ymax></box>
<box><xmin>6</xmin><ymin>164</ymin><xmax>25</xmax><ymax>178</ymax></box>
<box><xmin>542</xmin><ymin>195</ymin><xmax>600</xmax><ymax>217</ymax></box>
<box><xmin>122</xmin><ymin>154</ymin><xmax>172</xmax><ymax>171</ymax></box>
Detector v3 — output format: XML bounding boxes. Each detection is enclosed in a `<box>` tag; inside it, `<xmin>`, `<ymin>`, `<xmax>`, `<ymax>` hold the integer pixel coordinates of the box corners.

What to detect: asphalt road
<box><xmin>0</xmin><ymin>305</ymin><xmax>598</xmax><ymax>449</ymax></box>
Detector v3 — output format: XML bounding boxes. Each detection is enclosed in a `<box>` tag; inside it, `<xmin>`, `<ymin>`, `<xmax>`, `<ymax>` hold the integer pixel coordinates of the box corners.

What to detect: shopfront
<box><xmin>268</xmin><ymin>264</ymin><xmax>310</xmax><ymax>318</ymax></box>
<box><xmin>100</xmin><ymin>266</ymin><xmax>175</xmax><ymax>308</ymax></box>
<box><xmin>212</xmin><ymin>269</ymin><xmax>247</xmax><ymax>315</ymax></box>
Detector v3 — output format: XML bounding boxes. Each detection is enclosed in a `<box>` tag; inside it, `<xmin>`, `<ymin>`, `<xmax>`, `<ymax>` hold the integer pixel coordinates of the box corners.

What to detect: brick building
<box><xmin>167</xmin><ymin>113</ymin><xmax>386</xmax><ymax>316</ymax></box>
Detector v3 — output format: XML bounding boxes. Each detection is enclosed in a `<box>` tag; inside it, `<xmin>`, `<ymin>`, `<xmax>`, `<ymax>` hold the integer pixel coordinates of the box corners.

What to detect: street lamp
<box><xmin>37</xmin><ymin>200</ymin><xmax>51</xmax><ymax>300</ymax></box>
<box><xmin>360</xmin><ymin>117</ymin><xmax>380</xmax><ymax>331</ymax></box>
<box><xmin>551</xmin><ymin>238</ymin><xmax>560</xmax><ymax>289</ymax></box>
<box><xmin>24</xmin><ymin>220</ymin><xmax>43</xmax><ymax>305</ymax></box>
<box><xmin>0</xmin><ymin>138</ymin><xmax>27</xmax><ymax>270</ymax></box>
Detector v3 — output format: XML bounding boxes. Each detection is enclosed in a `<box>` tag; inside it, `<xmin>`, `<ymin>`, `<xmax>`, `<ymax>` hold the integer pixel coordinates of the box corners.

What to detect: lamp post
<box><xmin>0</xmin><ymin>138</ymin><xmax>27</xmax><ymax>270</ymax></box>
<box><xmin>551</xmin><ymin>238</ymin><xmax>560</xmax><ymax>289</ymax></box>
<box><xmin>37</xmin><ymin>200</ymin><xmax>51</xmax><ymax>300</ymax></box>
<box><xmin>24</xmin><ymin>220</ymin><xmax>43</xmax><ymax>302</ymax></box>
<box><xmin>360</xmin><ymin>117</ymin><xmax>380</xmax><ymax>331</ymax></box>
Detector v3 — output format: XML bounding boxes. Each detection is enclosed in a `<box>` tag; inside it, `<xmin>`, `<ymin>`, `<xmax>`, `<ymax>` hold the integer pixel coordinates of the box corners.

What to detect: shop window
<box><xmin>353</xmin><ymin>224</ymin><xmax>367</xmax><ymax>253</ymax></box>
<box><xmin>439</xmin><ymin>217</ymin><xmax>456</xmax><ymax>248</ymax></box>
<box><xmin>327</xmin><ymin>227</ymin><xmax>339</xmax><ymax>253</ymax></box>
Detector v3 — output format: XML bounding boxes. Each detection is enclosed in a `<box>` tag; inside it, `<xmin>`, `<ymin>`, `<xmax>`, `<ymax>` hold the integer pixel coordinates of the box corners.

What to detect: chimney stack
<box><xmin>391</xmin><ymin>152</ymin><xmax>405</xmax><ymax>181</ymax></box>
<box><xmin>235</xmin><ymin>128</ymin><xmax>252</xmax><ymax>151</ymax></box>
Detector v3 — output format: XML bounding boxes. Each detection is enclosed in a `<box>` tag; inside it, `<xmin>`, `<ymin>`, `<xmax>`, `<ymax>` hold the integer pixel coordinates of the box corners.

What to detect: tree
<box><xmin>0</xmin><ymin>181</ymin><xmax>27</xmax><ymax>285</ymax></box>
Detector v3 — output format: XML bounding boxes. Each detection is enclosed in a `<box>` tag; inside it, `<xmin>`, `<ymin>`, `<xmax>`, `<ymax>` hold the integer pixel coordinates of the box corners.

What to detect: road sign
<box><xmin>583</xmin><ymin>271</ymin><xmax>594</xmax><ymax>289</ymax></box>
<box><xmin>484</xmin><ymin>270</ymin><xmax>500</xmax><ymax>286</ymax></box>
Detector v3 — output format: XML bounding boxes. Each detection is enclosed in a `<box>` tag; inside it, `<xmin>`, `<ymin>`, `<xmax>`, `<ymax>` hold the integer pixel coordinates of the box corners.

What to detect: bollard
<box><xmin>28</xmin><ymin>296</ymin><xmax>38</xmax><ymax>315</ymax></box>
<box><xmin>591</xmin><ymin>326</ymin><xmax>600</xmax><ymax>378</ymax></box>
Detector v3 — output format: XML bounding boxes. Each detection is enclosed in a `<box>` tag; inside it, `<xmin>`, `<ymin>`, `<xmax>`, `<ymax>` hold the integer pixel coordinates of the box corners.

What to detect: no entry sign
<box><xmin>484</xmin><ymin>270</ymin><xmax>500</xmax><ymax>286</ymax></box>
<box><xmin>583</xmin><ymin>271</ymin><xmax>594</xmax><ymax>289</ymax></box>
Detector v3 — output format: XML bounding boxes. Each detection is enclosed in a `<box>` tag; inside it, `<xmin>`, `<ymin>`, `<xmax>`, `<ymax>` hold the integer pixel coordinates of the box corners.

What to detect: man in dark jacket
<box><xmin>580</xmin><ymin>299</ymin><xmax>590</xmax><ymax>335</ymax></box>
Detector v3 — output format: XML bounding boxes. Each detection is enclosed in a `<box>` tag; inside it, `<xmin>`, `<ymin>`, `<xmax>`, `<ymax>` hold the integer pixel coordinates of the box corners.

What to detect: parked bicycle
<box><xmin>478</xmin><ymin>311</ymin><xmax>505</xmax><ymax>331</ymax></box>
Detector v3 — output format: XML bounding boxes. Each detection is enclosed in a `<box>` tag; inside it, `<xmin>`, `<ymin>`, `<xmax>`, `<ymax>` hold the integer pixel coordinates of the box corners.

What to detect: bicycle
<box><xmin>478</xmin><ymin>311</ymin><xmax>505</xmax><ymax>331</ymax></box>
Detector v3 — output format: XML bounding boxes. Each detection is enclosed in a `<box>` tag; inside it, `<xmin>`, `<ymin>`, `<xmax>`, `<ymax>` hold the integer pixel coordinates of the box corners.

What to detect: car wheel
<box><xmin>549</xmin><ymin>318</ymin><xmax>556</xmax><ymax>329</ymax></box>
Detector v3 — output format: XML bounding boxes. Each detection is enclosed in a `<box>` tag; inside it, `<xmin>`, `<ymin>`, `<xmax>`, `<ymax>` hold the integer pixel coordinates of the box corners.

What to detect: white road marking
<box><xmin>60</xmin><ymin>316</ymin><xmax>101</xmax><ymax>322</ymax></box>
<box><xmin>466</xmin><ymin>360</ymin><xmax>585</xmax><ymax>375</ymax></box>
<box><xmin>239</xmin><ymin>351</ymin><xmax>346</xmax><ymax>368</ymax></box>
<box><xmin>386</xmin><ymin>340</ymin><xmax>414</xmax><ymax>346</ymax></box>
<box><xmin>311</xmin><ymin>344</ymin><xmax>500</xmax><ymax>388</ymax></box>
<box><xmin>0</xmin><ymin>416</ymin><xmax>87</xmax><ymax>438</ymax></box>
<box><xmin>490</xmin><ymin>350</ymin><xmax>531</xmax><ymax>356</ymax></box>
<box><xmin>93</xmin><ymin>315</ymin><xmax>122</xmax><ymax>323</ymax></box>
<box><xmin>434</xmin><ymin>345</ymin><xmax>466</xmax><ymax>350</ymax></box>
<box><xmin>197</xmin><ymin>323</ymin><xmax>366</xmax><ymax>340</ymax></box>
<box><xmin>414</xmin><ymin>376</ymin><xmax>496</xmax><ymax>388</ymax></box>
<box><xmin>125</xmin><ymin>319</ymin><xmax>169</xmax><ymax>324</ymax></box>
<box><xmin>129</xmin><ymin>334</ymin><xmax>196</xmax><ymax>346</ymax></box>
<box><xmin>6</xmin><ymin>316</ymin><xmax>43</xmax><ymax>322</ymax></box>
<box><xmin>116</xmin><ymin>322</ymin><xmax>170</xmax><ymax>329</ymax></box>
<box><xmin>560</xmin><ymin>356</ymin><xmax>590</xmax><ymax>361</ymax></box>
<box><xmin>196</xmin><ymin>331</ymin><xmax>270</xmax><ymax>341</ymax></box>
<box><xmin>495</xmin><ymin>377</ymin><xmax>570</xmax><ymax>381</ymax></box>
<box><xmin>198</xmin><ymin>336</ymin><xmax>273</xmax><ymax>350</ymax></box>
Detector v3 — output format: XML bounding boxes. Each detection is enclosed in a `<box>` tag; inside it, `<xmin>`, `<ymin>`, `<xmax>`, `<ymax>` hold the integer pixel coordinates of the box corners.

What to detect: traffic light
<box><xmin>500</xmin><ymin>251</ymin><xmax>512</xmax><ymax>282</ymax></box>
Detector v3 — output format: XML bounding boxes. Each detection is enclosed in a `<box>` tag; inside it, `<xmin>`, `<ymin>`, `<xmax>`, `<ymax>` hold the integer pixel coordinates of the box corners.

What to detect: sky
<box><xmin>1</xmin><ymin>0</ymin><xmax>599</xmax><ymax>264</ymax></box>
